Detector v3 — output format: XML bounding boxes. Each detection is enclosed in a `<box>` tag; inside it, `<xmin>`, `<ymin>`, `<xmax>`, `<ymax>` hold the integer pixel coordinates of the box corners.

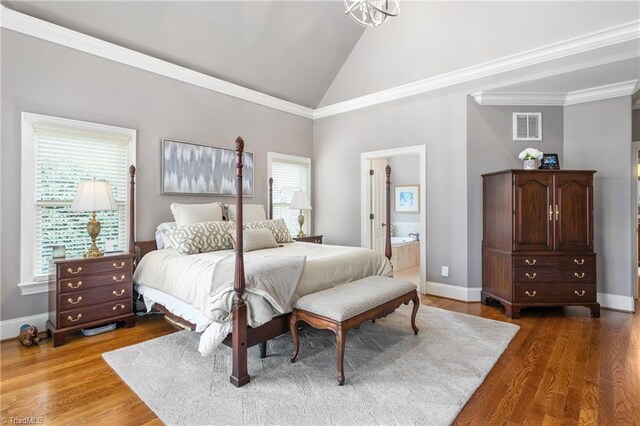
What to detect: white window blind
<box><xmin>269</xmin><ymin>154</ymin><xmax>311</xmax><ymax>236</ymax></box>
<box><xmin>31</xmin><ymin>120</ymin><xmax>132</xmax><ymax>281</ymax></box>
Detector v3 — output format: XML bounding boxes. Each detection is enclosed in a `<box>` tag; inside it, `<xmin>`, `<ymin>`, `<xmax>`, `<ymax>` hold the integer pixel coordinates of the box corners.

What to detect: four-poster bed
<box><xmin>129</xmin><ymin>137</ymin><xmax>393</xmax><ymax>387</ymax></box>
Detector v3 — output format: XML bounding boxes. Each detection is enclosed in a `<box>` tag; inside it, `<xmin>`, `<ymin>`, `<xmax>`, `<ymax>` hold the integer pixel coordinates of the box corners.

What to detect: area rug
<box><xmin>103</xmin><ymin>306</ymin><xmax>518</xmax><ymax>425</ymax></box>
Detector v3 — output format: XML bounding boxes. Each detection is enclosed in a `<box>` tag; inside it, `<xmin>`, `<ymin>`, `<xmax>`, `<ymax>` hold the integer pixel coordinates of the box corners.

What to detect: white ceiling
<box><xmin>3</xmin><ymin>1</ymin><xmax>365</xmax><ymax>108</ymax></box>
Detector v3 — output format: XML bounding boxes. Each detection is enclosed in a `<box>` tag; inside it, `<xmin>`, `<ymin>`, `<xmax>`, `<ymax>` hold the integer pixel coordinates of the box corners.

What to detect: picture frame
<box><xmin>539</xmin><ymin>153</ymin><xmax>560</xmax><ymax>170</ymax></box>
<box><xmin>162</xmin><ymin>139</ymin><xmax>254</xmax><ymax>196</ymax></box>
<box><xmin>395</xmin><ymin>185</ymin><xmax>420</xmax><ymax>213</ymax></box>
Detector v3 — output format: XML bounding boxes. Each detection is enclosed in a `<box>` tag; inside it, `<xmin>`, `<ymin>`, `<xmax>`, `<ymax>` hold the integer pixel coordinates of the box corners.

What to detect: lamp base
<box><xmin>297</xmin><ymin>211</ymin><xmax>306</xmax><ymax>238</ymax></box>
<box><xmin>84</xmin><ymin>212</ymin><xmax>104</xmax><ymax>258</ymax></box>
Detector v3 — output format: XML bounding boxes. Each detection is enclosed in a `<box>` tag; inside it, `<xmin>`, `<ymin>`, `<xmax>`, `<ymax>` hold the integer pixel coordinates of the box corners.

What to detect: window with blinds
<box><xmin>23</xmin><ymin>114</ymin><xmax>135</xmax><ymax>282</ymax></box>
<box><xmin>268</xmin><ymin>153</ymin><xmax>311</xmax><ymax>236</ymax></box>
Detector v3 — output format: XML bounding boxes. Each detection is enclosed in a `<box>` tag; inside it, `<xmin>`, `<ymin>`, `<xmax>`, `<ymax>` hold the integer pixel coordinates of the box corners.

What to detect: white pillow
<box><xmin>237</xmin><ymin>229</ymin><xmax>279</xmax><ymax>252</ymax></box>
<box><xmin>225</xmin><ymin>204</ymin><xmax>266</xmax><ymax>223</ymax></box>
<box><xmin>155</xmin><ymin>222</ymin><xmax>177</xmax><ymax>250</ymax></box>
<box><xmin>170</xmin><ymin>202</ymin><xmax>223</xmax><ymax>228</ymax></box>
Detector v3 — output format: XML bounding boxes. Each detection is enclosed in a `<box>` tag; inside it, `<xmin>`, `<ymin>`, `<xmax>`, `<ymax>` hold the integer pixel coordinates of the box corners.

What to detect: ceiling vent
<box><xmin>513</xmin><ymin>112</ymin><xmax>542</xmax><ymax>141</ymax></box>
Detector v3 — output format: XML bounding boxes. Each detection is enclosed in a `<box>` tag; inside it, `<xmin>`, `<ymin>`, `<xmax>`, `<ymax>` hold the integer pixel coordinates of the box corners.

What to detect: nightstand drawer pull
<box><xmin>67</xmin><ymin>296</ymin><xmax>83</xmax><ymax>305</ymax></box>
<box><xmin>574</xmin><ymin>290</ymin><xmax>586</xmax><ymax>297</ymax></box>
<box><xmin>67</xmin><ymin>266</ymin><xmax>82</xmax><ymax>275</ymax></box>
<box><xmin>67</xmin><ymin>314</ymin><xmax>82</xmax><ymax>322</ymax></box>
<box><xmin>113</xmin><ymin>289</ymin><xmax>125</xmax><ymax>297</ymax></box>
<box><xmin>525</xmin><ymin>272</ymin><xmax>536</xmax><ymax>279</ymax></box>
<box><xmin>112</xmin><ymin>275</ymin><xmax>126</xmax><ymax>283</ymax></box>
<box><xmin>574</xmin><ymin>259</ymin><xmax>585</xmax><ymax>265</ymax></box>
<box><xmin>574</xmin><ymin>272</ymin><xmax>585</xmax><ymax>279</ymax></box>
<box><xmin>525</xmin><ymin>259</ymin><xmax>536</xmax><ymax>265</ymax></box>
<box><xmin>112</xmin><ymin>303</ymin><xmax>126</xmax><ymax>311</ymax></box>
<box><xmin>112</xmin><ymin>261</ymin><xmax>126</xmax><ymax>269</ymax></box>
<box><xmin>67</xmin><ymin>281</ymin><xmax>83</xmax><ymax>289</ymax></box>
<box><xmin>525</xmin><ymin>291</ymin><xmax>537</xmax><ymax>297</ymax></box>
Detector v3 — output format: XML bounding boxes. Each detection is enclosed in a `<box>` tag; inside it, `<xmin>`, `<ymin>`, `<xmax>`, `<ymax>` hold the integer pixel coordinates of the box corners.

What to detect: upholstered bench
<box><xmin>289</xmin><ymin>276</ymin><xmax>420</xmax><ymax>385</ymax></box>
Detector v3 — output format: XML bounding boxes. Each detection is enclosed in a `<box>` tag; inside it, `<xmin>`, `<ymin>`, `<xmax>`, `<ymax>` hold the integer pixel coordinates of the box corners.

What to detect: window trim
<box><xmin>19</xmin><ymin>112</ymin><xmax>136</xmax><ymax>295</ymax></box>
<box><xmin>267</xmin><ymin>152</ymin><xmax>312</xmax><ymax>235</ymax></box>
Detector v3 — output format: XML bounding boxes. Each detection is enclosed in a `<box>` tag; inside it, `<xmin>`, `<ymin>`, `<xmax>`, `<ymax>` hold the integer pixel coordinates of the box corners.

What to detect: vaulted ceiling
<box><xmin>3</xmin><ymin>1</ymin><xmax>365</xmax><ymax>108</ymax></box>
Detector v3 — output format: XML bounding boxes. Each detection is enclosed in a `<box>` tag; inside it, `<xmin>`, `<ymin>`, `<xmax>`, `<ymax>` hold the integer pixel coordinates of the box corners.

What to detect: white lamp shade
<box><xmin>289</xmin><ymin>191</ymin><xmax>312</xmax><ymax>210</ymax></box>
<box><xmin>70</xmin><ymin>179</ymin><xmax>118</xmax><ymax>212</ymax></box>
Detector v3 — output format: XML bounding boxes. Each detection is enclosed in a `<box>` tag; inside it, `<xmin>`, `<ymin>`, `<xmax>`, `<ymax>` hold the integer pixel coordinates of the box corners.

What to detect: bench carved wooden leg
<box><xmin>410</xmin><ymin>291</ymin><xmax>420</xmax><ymax>335</ymax></box>
<box><xmin>289</xmin><ymin>312</ymin><xmax>300</xmax><ymax>363</ymax></box>
<box><xmin>336</xmin><ymin>328</ymin><xmax>346</xmax><ymax>386</ymax></box>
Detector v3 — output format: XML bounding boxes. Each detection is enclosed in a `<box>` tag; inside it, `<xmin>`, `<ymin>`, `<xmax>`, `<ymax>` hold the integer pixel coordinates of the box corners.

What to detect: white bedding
<box><xmin>134</xmin><ymin>242</ymin><xmax>393</xmax><ymax>354</ymax></box>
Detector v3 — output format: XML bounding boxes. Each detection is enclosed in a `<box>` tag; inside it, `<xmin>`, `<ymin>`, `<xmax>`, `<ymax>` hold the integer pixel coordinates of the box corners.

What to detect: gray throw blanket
<box><xmin>199</xmin><ymin>254</ymin><xmax>306</xmax><ymax>355</ymax></box>
<box><xmin>210</xmin><ymin>253</ymin><xmax>307</xmax><ymax>312</ymax></box>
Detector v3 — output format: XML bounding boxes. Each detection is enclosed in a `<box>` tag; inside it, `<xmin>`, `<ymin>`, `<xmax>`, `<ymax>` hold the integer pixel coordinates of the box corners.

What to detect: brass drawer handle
<box><xmin>67</xmin><ymin>314</ymin><xmax>82</xmax><ymax>322</ymax></box>
<box><xmin>525</xmin><ymin>272</ymin><xmax>537</xmax><ymax>279</ymax></box>
<box><xmin>525</xmin><ymin>259</ymin><xmax>536</xmax><ymax>265</ymax></box>
<box><xmin>574</xmin><ymin>290</ymin><xmax>586</xmax><ymax>297</ymax></box>
<box><xmin>67</xmin><ymin>266</ymin><xmax>82</xmax><ymax>275</ymax></box>
<box><xmin>67</xmin><ymin>296</ymin><xmax>83</xmax><ymax>305</ymax></box>
<box><xmin>112</xmin><ymin>303</ymin><xmax>126</xmax><ymax>311</ymax></box>
<box><xmin>525</xmin><ymin>290</ymin><xmax>537</xmax><ymax>297</ymax></box>
<box><xmin>113</xmin><ymin>289</ymin><xmax>125</xmax><ymax>297</ymax></box>
<box><xmin>574</xmin><ymin>259</ymin><xmax>585</xmax><ymax>265</ymax></box>
<box><xmin>112</xmin><ymin>275</ymin><xmax>126</xmax><ymax>283</ymax></box>
<box><xmin>113</xmin><ymin>261</ymin><xmax>126</xmax><ymax>269</ymax></box>
<box><xmin>67</xmin><ymin>281</ymin><xmax>83</xmax><ymax>289</ymax></box>
<box><xmin>574</xmin><ymin>272</ymin><xmax>585</xmax><ymax>279</ymax></box>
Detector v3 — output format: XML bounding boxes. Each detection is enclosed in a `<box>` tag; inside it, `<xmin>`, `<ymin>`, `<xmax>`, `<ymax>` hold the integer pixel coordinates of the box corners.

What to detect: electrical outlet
<box><xmin>441</xmin><ymin>266</ymin><xmax>449</xmax><ymax>277</ymax></box>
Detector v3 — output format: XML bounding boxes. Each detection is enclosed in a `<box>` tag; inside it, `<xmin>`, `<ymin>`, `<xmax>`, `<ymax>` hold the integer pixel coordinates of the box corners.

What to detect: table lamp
<box><xmin>70</xmin><ymin>178</ymin><xmax>117</xmax><ymax>258</ymax></box>
<box><xmin>289</xmin><ymin>191</ymin><xmax>312</xmax><ymax>238</ymax></box>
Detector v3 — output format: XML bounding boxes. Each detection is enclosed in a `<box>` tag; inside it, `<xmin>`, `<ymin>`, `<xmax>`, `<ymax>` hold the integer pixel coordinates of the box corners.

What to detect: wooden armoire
<box><xmin>481</xmin><ymin>170</ymin><xmax>600</xmax><ymax>319</ymax></box>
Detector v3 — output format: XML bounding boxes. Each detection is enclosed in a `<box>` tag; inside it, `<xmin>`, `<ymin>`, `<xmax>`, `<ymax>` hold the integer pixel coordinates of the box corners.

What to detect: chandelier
<box><xmin>344</xmin><ymin>0</ymin><xmax>400</xmax><ymax>28</ymax></box>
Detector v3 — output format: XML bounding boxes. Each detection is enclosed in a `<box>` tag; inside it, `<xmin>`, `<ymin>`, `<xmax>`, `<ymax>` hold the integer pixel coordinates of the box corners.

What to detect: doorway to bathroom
<box><xmin>361</xmin><ymin>146</ymin><xmax>427</xmax><ymax>293</ymax></box>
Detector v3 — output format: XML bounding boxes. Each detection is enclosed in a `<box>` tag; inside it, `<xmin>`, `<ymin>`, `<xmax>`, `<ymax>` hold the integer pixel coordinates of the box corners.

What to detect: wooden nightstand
<box><xmin>293</xmin><ymin>235</ymin><xmax>323</xmax><ymax>244</ymax></box>
<box><xmin>47</xmin><ymin>252</ymin><xmax>136</xmax><ymax>347</ymax></box>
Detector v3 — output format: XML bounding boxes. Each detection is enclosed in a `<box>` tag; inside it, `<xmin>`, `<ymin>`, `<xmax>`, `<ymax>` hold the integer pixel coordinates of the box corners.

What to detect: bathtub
<box><xmin>390</xmin><ymin>236</ymin><xmax>420</xmax><ymax>272</ymax></box>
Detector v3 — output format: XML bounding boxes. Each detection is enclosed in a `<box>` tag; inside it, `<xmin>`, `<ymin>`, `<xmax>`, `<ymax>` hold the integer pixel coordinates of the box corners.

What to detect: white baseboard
<box><xmin>597</xmin><ymin>292</ymin><xmax>636</xmax><ymax>313</ymax></box>
<box><xmin>426</xmin><ymin>281</ymin><xmax>482</xmax><ymax>302</ymax></box>
<box><xmin>1</xmin><ymin>313</ymin><xmax>49</xmax><ymax>340</ymax></box>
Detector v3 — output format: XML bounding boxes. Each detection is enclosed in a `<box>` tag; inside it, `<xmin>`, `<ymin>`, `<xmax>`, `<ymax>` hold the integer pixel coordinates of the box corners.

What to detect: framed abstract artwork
<box><xmin>395</xmin><ymin>185</ymin><xmax>419</xmax><ymax>213</ymax></box>
<box><xmin>162</xmin><ymin>139</ymin><xmax>254</xmax><ymax>196</ymax></box>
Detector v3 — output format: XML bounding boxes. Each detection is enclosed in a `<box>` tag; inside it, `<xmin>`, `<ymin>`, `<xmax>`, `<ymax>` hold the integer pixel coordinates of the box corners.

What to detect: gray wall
<box><xmin>1</xmin><ymin>31</ymin><xmax>313</xmax><ymax>321</ymax></box>
<box><xmin>466</xmin><ymin>100</ymin><xmax>564</xmax><ymax>287</ymax></box>
<box><xmin>389</xmin><ymin>154</ymin><xmax>420</xmax><ymax>225</ymax></box>
<box><xmin>564</xmin><ymin>97</ymin><xmax>633</xmax><ymax>297</ymax></box>
<box><xmin>314</xmin><ymin>89</ymin><xmax>468</xmax><ymax>287</ymax></box>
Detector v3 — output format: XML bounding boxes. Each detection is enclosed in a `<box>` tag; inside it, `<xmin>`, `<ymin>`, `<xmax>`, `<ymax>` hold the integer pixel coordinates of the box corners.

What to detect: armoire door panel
<box><xmin>514</xmin><ymin>173</ymin><xmax>553</xmax><ymax>251</ymax></box>
<box><xmin>554</xmin><ymin>174</ymin><xmax>593</xmax><ymax>251</ymax></box>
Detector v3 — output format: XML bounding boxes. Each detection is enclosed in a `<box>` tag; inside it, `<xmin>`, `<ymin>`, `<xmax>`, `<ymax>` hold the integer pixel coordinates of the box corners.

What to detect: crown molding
<box><xmin>564</xmin><ymin>79</ymin><xmax>639</xmax><ymax>106</ymax></box>
<box><xmin>1</xmin><ymin>5</ymin><xmax>638</xmax><ymax>120</ymax></box>
<box><xmin>314</xmin><ymin>20</ymin><xmax>639</xmax><ymax>119</ymax></box>
<box><xmin>0</xmin><ymin>6</ymin><xmax>314</xmax><ymax>120</ymax></box>
<box><xmin>470</xmin><ymin>92</ymin><xmax>566</xmax><ymax>106</ymax></box>
<box><xmin>472</xmin><ymin>80</ymin><xmax>639</xmax><ymax>107</ymax></box>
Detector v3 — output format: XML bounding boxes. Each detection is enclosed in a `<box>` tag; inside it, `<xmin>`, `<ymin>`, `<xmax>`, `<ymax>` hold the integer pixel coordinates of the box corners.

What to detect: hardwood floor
<box><xmin>1</xmin><ymin>299</ymin><xmax>638</xmax><ymax>425</ymax></box>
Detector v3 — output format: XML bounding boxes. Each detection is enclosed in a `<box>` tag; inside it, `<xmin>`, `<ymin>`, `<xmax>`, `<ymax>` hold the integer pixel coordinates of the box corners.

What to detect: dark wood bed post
<box><xmin>230</xmin><ymin>137</ymin><xmax>250</xmax><ymax>387</ymax></box>
<box><xmin>385</xmin><ymin>165</ymin><xmax>392</xmax><ymax>261</ymax></box>
<box><xmin>129</xmin><ymin>165</ymin><xmax>136</xmax><ymax>255</ymax></box>
<box><xmin>268</xmin><ymin>178</ymin><xmax>273</xmax><ymax>220</ymax></box>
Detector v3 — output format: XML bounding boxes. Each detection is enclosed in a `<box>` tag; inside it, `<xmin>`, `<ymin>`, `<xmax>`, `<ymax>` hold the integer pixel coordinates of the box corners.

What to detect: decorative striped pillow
<box><xmin>163</xmin><ymin>221</ymin><xmax>236</xmax><ymax>255</ymax></box>
<box><xmin>243</xmin><ymin>218</ymin><xmax>293</xmax><ymax>243</ymax></box>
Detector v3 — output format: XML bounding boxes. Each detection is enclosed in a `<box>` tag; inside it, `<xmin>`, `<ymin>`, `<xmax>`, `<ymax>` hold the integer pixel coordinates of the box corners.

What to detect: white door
<box><xmin>370</xmin><ymin>158</ymin><xmax>389</xmax><ymax>255</ymax></box>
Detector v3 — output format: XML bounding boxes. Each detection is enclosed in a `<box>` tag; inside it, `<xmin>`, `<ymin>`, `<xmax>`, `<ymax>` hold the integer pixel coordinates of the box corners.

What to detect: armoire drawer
<box><xmin>513</xmin><ymin>255</ymin><xmax>595</xmax><ymax>268</ymax></box>
<box><xmin>514</xmin><ymin>283</ymin><xmax>596</xmax><ymax>304</ymax></box>
<box><xmin>514</xmin><ymin>267</ymin><xmax>596</xmax><ymax>284</ymax></box>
